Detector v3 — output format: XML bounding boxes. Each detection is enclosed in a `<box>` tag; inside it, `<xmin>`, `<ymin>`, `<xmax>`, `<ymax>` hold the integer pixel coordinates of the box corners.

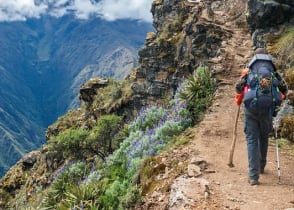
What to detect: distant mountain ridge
<box><xmin>0</xmin><ymin>15</ymin><xmax>153</xmax><ymax>177</ymax></box>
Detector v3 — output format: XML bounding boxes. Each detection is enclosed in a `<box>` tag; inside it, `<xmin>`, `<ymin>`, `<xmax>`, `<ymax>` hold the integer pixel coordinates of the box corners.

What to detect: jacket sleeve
<box><xmin>234</xmin><ymin>69</ymin><xmax>249</xmax><ymax>105</ymax></box>
<box><xmin>275</xmin><ymin>72</ymin><xmax>288</xmax><ymax>99</ymax></box>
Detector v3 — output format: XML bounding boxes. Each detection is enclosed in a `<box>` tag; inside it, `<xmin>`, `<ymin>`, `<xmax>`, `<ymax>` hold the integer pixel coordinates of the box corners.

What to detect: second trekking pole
<box><xmin>274</xmin><ymin>123</ymin><xmax>281</xmax><ymax>182</ymax></box>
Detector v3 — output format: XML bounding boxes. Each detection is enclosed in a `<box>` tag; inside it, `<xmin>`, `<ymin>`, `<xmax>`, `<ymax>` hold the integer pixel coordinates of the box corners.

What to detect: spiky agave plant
<box><xmin>180</xmin><ymin>66</ymin><xmax>216</xmax><ymax>122</ymax></box>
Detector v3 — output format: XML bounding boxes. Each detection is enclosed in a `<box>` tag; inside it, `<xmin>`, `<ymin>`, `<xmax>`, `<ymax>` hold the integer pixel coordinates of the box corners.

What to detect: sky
<box><xmin>0</xmin><ymin>0</ymin><xmax>153</xmax><ymax>22</ymax></box>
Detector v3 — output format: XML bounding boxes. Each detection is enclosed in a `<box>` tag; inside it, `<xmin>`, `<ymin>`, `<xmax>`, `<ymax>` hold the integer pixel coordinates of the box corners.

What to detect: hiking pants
<box><xmin>244</xmin><ymin>108</ymin><xmax>272</xmax><ymax>180</ymax></box>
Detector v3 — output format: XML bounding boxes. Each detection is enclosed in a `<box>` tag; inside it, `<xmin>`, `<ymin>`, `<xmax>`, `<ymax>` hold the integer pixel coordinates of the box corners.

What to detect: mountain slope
<box><xmin>0</xmin><ymin>16</ymin><xmax>153</xmax><ymax>177</ymax></box>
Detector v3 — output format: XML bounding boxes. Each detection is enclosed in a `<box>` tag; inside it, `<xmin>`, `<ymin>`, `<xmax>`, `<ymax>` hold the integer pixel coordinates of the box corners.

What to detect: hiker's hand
<box><xmin>235</xmin><ymin>70</ymin><xmax>248</xmax><ymax>93</ymax></box>
<box><xmin>235</xmin><ymin>93</ymin><xmax>243</xmax><ymax>105</ymax></box>
<box><xmin>235</xmin><ymin>77</ymin><xmax>246</xmax><ymax>93</ymax></box>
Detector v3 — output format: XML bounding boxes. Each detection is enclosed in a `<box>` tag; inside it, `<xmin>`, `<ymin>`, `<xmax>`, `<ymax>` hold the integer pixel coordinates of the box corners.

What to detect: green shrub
<box><xmin>99</xmin><ymin>180</ymin><xmax>140</xmax><ymax>210</ymax></box>
<box><xmin>41</xmin><ymin>162</ymin><xmax>89</xmax><ymax>209</ymax></box>
<box><xmin>180</xmin><ymin>66</ymin><xmax>216</xmax><ymax>122</ymax></box>
<box><xmin>48</xmin><ymin>114</ymin><xmax>123</xmax><ymax>160</ymax></box>
<box><xmin>280</xmin><ymin>114</ymin><xmax>294</xmax><ymax>142</ymax></box>
<box><xmin>49</xmin><ymin>128</ymin><xmax>88</xmax><ymax>158</ymax></box>
<box><xmin>86</xmin><ymin>114</ymin><xmax>123</xmax><ymax>159</ymax></box>
<box><xmin>58</xmin><ymin>184</ymin><xmax>101</xmax><ymax>209</ymax></box>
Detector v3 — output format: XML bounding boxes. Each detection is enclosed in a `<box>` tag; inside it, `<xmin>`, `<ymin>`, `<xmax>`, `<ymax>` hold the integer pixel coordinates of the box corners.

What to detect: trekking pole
<box><xmin>274</xmin><ymin>119</ymin><xmax>281</xmax><ymax>182</ymax></box>
<box><xmin>228</xmin><ymin>105</ymin><xmax>241</xmax><ymax>167</ymax></box>
<box><xmin>272</xmin><ymin>99</ymin><xmax>291</xmax><ymax>182</ymax></box>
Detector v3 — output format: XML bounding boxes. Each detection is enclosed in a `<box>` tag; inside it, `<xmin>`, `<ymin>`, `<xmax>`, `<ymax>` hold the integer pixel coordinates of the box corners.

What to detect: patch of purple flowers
<box><xmin>52</xmin><ymin>161</ymin><xmax>74</xmax><ymax>182</ymax></box>
<box><xmin>109</xmin><ymin>84</ymin><xmax>192</xmax><ymax>171</ymax></box>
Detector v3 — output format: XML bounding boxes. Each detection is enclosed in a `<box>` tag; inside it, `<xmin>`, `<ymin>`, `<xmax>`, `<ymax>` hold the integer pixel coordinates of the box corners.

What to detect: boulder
<box><xmin>247</xmin><ymin>0</ymin><xmax>294</xmax><ymax>33</ymax></box>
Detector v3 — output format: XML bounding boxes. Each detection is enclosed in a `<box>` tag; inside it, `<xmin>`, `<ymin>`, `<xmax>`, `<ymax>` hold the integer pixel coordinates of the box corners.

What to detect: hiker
<box><xmin>234</xmin><ymin>48</ymin><xmax>288</xmax><ymax>185</ymax></box>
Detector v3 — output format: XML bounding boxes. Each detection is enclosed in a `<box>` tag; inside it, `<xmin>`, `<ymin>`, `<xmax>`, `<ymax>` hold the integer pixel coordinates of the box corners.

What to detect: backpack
<box><xmin>243</xmin><ymin>54</ymin><xmax>282</xmax><ymax>114</ymax></box>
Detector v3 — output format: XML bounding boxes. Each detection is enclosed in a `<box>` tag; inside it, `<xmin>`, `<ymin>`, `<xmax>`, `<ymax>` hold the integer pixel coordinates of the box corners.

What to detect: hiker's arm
<box><xmin>275</xmin><ymin>72</ymin><xmax>288</xmax><ymax>98</ymax></box>
<box><xmin>235</xmin><ymin>75</ymin><xmax>247</xmax><ymax>93</ymax></box>
<box><xmin>234</xmin><ymin>74</ymin><xmax>247</xmax><ymax>105</ymax></box>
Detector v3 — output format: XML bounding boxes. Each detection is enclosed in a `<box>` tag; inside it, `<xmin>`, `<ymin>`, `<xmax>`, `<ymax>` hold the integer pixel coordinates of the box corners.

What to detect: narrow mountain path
<box><xmin>183</xmin><ymin>1</ymin><xmax>294</xmax><ymax>209</ymax></box>
<box><xmin>138</xmin><ymin>1</ymin><xmax>294</xmax><ymax>209</ymax></box>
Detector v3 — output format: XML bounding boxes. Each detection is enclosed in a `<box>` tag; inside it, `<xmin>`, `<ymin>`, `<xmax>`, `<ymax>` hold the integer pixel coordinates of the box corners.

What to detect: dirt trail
<box><xmin>193</xmin><ymin>63</ymin><xmax>294</xmax><ymax>209</ymax></box>
<box><xmin>187</xmin><ymin>1</ymin><xmax>294</xmax><ymax>209</ymax></box>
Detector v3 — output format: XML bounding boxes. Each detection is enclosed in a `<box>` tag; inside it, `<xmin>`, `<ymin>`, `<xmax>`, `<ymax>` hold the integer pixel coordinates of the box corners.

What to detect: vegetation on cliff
<box><xmin>268</xmin><ymin>27</ymin><xmax>294</xmax><ymax>142</ymax></box>
<box><xmin>0</xmin><ymin>66</ymin><xmax>215</xmax><ymax>209</ymax></box>
<box><xmin>0</xmin><ymin>16</ymin><xmax>152</xmax><ymax>177</ymax></box>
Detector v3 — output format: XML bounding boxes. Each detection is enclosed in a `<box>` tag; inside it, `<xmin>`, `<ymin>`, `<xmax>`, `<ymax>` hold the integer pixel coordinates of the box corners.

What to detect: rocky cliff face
<box><xmin>130</xmin><ymin>0</ymin><xmax>230</xmax><ymax>108</ymax></box>
<box><xmin>247</xmin><ymin>0</ymin><xmax>294</xmax><ymax>31</ymax></box>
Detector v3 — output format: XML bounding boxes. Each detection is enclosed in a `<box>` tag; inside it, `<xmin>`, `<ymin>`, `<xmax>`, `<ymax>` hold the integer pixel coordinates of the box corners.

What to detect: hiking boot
<box><xmin>248</xmin><ymin>179</ymin><xmax>259</xmax><ymax>186</ymax></box>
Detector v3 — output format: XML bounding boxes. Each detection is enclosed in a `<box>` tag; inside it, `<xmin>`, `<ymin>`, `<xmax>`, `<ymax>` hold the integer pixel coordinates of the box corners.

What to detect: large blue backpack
<box><xmin>243</xmin><ymin>54</ymin><xmax>282</xmax><ymax>114</ymax></box>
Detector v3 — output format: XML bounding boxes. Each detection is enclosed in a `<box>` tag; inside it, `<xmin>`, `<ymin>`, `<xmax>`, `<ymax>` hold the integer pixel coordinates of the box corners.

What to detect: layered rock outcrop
<box><xmin>247</xmin><ymin>0</ymin><xmax>294</xmax><ymax>31</ymax></box>
<box><xmin>130</xmin><ymin>0</ymin><xmax>229</xmax><ymax>108</ymax></box>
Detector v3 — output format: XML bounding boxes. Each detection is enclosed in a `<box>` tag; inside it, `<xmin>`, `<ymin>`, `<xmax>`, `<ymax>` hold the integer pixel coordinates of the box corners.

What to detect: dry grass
<box><xmin>268</xmin><ymin>27</ymin><xmax>294</xmax><ymax>71</ymax></box>
<box><xmin>267</xmin><ymin>27</ymin><xmax>294</xmax><ymax>151</ymax></box>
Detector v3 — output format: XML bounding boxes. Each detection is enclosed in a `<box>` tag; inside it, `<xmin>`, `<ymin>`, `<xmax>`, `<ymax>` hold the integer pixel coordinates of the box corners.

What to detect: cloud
<box><xmin>0</xmin><ymin>0</ymin><xmax>47</xmax><ymax>21</ymax></box>
<box><xmin>97</xmin><ymin>0</ymin><xmax>153</xmax><ymax>22</ymax></box>
<box><xmin>67</xmin><ymin>0</ymin><xmax>101</xmax><ymax>20</ymax></box>
<box><xmin>0</xmin><ymin>0</ymin><xmax>153</xmax><ymax>22</ymax></box>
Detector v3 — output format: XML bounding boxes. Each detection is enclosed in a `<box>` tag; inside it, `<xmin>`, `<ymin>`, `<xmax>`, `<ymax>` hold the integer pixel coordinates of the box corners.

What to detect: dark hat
<box><xmin>254</xmin><ymin>48</ymin><xmax>268</xmax><ymax>54</ymax></box>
